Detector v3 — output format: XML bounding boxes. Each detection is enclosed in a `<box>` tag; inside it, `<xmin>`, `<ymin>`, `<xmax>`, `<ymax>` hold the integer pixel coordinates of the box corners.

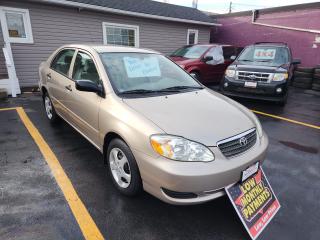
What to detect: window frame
<box><xmin>187</xmin><ymin>29</ymin><xmax>198</xmax><ymax>45</ymax></box>
<box><xmin>0</xmin><ymin>6</ymin><xmax>34</xmax><ymax>44</ymax></box>
<box><xmin>50</xmin><ymin>48</ymin><xmax>76</xmax><ymax>78</ymax></box>
<box><xmin>71</xmin><ymin>49</ymin><xmax>102</xmax><ymax>85</ymax></box>
<box><xmin>102</xmin><ymin>22</ymin><xmax>139</xmax><ymax>47</ymax></box>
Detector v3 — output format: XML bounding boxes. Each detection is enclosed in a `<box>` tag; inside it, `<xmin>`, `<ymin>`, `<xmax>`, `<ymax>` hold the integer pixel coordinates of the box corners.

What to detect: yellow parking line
<box><xmin>252</xmin><ymin>110</ymin><xmax>320</xmax><ymax>130</ymax></box>
<box><xmin>0</xmin><ymin>107</ymin><xmax>18</xmax><ymax>111</ymax></box>
<box><xmin>15</xmin><ymin>107</ymin><xmax>104</xmax><ymax>240</ymax></box>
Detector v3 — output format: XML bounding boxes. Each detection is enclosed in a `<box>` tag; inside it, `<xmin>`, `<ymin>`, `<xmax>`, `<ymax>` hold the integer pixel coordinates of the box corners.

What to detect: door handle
<box><xmin>65</xmin><ymin>85</ymin><xmax>72</xmax><ymax>91</ymax></box>
<box><xmin>46</xmin><ymin>73</ymin><xmax>51</xmax><ymax>81</ymax></box>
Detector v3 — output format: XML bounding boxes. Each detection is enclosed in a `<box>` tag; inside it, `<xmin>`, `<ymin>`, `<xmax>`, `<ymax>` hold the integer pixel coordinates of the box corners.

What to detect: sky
<box><xmin>154</xmin><ymin>0</ymin><xmax>319</xmax><ymax>13</ymax></box>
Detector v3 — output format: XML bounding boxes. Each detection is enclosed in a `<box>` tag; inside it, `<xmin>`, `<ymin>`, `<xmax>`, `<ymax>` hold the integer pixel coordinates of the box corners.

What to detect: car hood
<box><xmin>170</xmin><ymin>56</ymin><xmax>196</xmax><ymax>65</ymax></box>
<box><xmin>232</xmin><ymin>61</ymin><xmax>289</xmax><ymax>72</ymax></box>
<box><xmin>123</xmin><ymin>89</ymin><xmax>255</xmax><ymax>146</ymax></box>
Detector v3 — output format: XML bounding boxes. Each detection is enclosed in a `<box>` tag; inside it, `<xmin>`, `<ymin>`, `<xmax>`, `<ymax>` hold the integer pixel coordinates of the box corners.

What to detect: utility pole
<box><xmin>229</xmin><ymin>1</ymin><xmax>232</xmax><ymax>13</ymax></box>
<box><xmin>192</xmin><ymin>0</ymin><xmax>198</xmax><ymax>9</ymax></box>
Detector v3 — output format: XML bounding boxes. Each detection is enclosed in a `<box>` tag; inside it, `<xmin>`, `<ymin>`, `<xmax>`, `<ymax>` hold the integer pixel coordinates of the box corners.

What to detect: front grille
<box><xmin>237</xmin><ymin>71</ymin><xmax>271</xmax><ymax>82</ymax></box>
<box><xmin>217</xmin><ymin>129</ymin><xmax>257</xmax><ymax>158</ymax></box>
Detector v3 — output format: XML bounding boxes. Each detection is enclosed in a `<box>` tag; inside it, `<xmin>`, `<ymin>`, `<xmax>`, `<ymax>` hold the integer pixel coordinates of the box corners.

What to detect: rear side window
<box><xmin>222</xmin><ymin>46</ymin><xmax>236</xmax><ymax>60</ymax></box>
<box><xmin>72</xmin><ymin>51</ymin><xmax>100</xmax><ymax>85</ymax></box>
<box><xmin>51</xmin><ymin>49</ymin><xmax>75</xmax><ymax>76</ymax></box>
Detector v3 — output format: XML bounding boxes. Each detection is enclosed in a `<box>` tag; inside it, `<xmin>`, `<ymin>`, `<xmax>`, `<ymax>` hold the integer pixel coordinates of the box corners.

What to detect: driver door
<box><xmin>64</xmin><ymin>50</ymin><xmax>102</xmax><ymax>147</ymax></box>
<box><xmin>202</xmin><ymin>46</ymin><xmax>226</xmax><ymax>83</ymax></box>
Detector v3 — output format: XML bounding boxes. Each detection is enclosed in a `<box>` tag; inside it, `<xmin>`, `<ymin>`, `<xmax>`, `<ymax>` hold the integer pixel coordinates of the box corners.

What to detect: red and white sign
<box><xmin>225</xmin><ymin>167</ymin><xmax>280</xmax><ymax>240</ymax></box>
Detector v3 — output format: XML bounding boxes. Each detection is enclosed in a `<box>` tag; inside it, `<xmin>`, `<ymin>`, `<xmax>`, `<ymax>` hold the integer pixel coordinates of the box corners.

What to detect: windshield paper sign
<box><xmin>225</xmin><ymin>168</ymin><xmax>280</xmax><ymax>240</ymax></box>
<box><xmin>254</xmin><ymin>49</ymin><xmax>276</xmax><ymax>60</ymax></box>
<box><xmin>123</xmin><ymin>56</ymin><xmax>161</xmax><ymax>78</ymax></box>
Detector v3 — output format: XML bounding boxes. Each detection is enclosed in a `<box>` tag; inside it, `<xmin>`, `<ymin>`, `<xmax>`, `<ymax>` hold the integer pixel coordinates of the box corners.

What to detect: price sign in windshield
<box><xmin>254</xmin><ymin>49</ymin><xmax>276</xmax><ymax>60</ymax></box>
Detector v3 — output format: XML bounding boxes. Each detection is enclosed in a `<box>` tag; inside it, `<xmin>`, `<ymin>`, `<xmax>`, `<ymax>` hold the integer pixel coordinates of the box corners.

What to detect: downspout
<box><xmin>251</xmin><ymin>9</ymin><xmax>320</xmax><ymax>34</ymax></box>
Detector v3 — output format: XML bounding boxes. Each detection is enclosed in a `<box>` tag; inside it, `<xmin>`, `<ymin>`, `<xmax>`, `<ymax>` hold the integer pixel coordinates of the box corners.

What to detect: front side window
<box><xmin>170</xmin><ymin>45</ymin><xmax>210</xmax><ymax>59</ymax></box>
<box><xmin>0</xmin><ymin>7</ymin><xmax>33</xmax><ymax>43</ymax></box>
<box><xmin>51</xmin><ymin>49</ymin><xmax>75</xmax><ymax>76</ymax></box>
<box><xmin>100</xmin><ymin>53</ymin><xmax>202</xmax><ymax>96</ymax></box>
<box><xmin>103</xmin><ymin>22</ymin><xmax>139</xmax><ymax>47</ymax></box>
<box><xmin>72</xmin><ymin>52</ymin><xmax>100</xmax><ymax>85</ymax></box>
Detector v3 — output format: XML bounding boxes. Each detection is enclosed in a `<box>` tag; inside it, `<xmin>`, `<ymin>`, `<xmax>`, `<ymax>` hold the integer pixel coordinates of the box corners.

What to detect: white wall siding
<box><xmin>1</xmin><ymin>1</ymin><xmax>211</xmax><ymax>86</ymax></box>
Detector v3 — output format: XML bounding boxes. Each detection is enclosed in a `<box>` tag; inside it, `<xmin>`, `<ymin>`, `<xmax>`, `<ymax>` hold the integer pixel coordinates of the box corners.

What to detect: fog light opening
<box><xmin>224</xmin><ymin>82</ymin><xmax>229</xmax><ymax>88</ymax></box>
<box><xmin>276</xmin><ymin>87</ymin><xmax>282</xmax><ymax>93</ymax></box>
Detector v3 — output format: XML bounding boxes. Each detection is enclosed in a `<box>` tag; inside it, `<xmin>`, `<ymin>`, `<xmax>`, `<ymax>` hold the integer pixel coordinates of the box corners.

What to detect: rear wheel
<box><xmin>43</xmin><ymin>92</ymin><xmax>59</xmax><ymax>124</ymax></box>
<box><xmin>106</xmin><ymin>138</ymin><xmax>142</xmax><ymax>196</ymax></box>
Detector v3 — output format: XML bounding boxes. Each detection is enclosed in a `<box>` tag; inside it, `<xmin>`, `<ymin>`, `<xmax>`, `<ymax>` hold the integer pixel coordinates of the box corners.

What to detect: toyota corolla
<box><xmin>39</xmin><ymin>44</ymin><xmax>268</xmax><ymax>205</ymax></box>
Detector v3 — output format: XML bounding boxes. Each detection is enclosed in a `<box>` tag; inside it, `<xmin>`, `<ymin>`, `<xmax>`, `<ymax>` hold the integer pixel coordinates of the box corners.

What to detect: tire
<box><xmin>190</xmin><ymin>71</ymin><xmax>201</xmax><ymax>81</ymax></box>
<box><xmin>292</xmin><ymin>82</ymin><xmax>312</xmax><ymax>89</ymax></box>
<box><xmin>293</xmin><ymin>71</ymin><xmax>313</xmax><ymax>78</ymax></box>
<box><xmin>106</xmin><ymin>138</ymin><xmax>142</xmax><ymax>196</ymax></box>
<box><xmin>276</xmin><ymin>93</ymin><xmax>288</xmax><ymax>106</ymax></box>
<box><xmin>312</xmin><ymin>83</ymin><xmax>320</xmax><ymax>91</ymax></box>
<box><xmin>296</xmin><ymin>67</ymin><xmax>314</xmax><ymax>73</ymax></box>
<box><xmin>43</xmin><ymin>92</ymin><xmax>60</xmax><ymax>124</ymax></box>
<box><xmin>293</xmin><ymin>77</ymin><xmax>313</xmax><ymax>84</ymax></box>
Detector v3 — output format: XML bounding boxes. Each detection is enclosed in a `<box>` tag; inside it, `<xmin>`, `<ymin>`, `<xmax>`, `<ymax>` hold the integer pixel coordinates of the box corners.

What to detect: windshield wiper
<box><xmin>119</xmin><ymin>89</ymin><xmax>157</xmax><ymax>94</ymax></box>
<box><xmin>161</xmin><ymin>86</ymin><xmax>204</xmax><ymax>91</ymax></box>
<box><xmin>239</xmin><ymin>59</ymin><xmax>253</xmax><ymax>62</ymax></box>
<box><xmin>119</xmin><ymin>88</ymin><xmax>181</xmax><ymax>95</ymax></box>
<box><xmin>256</xmin><ymin>59</ymin><xmax>272</xmax><ymax>62</ymax></box>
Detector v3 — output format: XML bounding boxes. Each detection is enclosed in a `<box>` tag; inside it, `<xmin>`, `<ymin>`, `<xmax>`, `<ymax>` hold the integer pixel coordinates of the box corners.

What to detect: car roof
<box><xmin>250</xmin><ymin>42</ymin><xmax>288</xmax><ymax>47</ymax></box>
<box><xmin>60</xmin><ymin>44</ymin><xmax>160</xmax><ymax>54</ymax></box>
<box><xmin>187</xmin><ymin>44</ymin><xmax>233</xmax><ymax>47</ymax></box>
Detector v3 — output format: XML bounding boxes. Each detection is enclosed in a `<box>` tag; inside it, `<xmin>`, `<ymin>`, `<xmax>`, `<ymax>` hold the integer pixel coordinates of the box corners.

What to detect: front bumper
<box><xmin>221</xmin><ymin>77</ymin><xmax>288</xmax><ymax>102</ymax></box>
<box><xmin>133</xmin><ymin>132</ymin><xmax>268</xmax><ymax>205</ymax></box>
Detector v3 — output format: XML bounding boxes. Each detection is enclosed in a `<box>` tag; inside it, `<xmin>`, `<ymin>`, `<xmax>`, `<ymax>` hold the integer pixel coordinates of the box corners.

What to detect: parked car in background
<box><xmin>170</xmin><ymin>44</ymin><xmax>242</xmax><ymax>84</ymax></box>
<box><xmin>39</xmin><ymin>44</ymin><xmax>268</xmax><ymax>205</ymax></box>
<box><xmin>221</xmin><ymin>42</ymin><xmax>301</xmax><ymax>105</ymax></box>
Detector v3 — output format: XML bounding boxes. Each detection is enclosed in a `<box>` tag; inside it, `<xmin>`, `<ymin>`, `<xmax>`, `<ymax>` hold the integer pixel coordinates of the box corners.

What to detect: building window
<box><xmin>102</xmin><ymin>22</ymin><xmax>139</xmax><ymax>47</ymax></box>
<box><xmin>0</xmin><ymin>7</ymin><xmax>34</xmax><ymax>43</ymax></box>
<box><xmin>187</xmin><ymin>29</ymin><xmax>198</xmax><ymax>45</ymax></box>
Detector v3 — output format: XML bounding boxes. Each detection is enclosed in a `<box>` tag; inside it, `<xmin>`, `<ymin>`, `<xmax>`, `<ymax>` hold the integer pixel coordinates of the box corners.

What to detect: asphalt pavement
<box><xmin>0</xmin><ymin>87</ymin><xmax>319</xmax><ymax>240</ymax></box>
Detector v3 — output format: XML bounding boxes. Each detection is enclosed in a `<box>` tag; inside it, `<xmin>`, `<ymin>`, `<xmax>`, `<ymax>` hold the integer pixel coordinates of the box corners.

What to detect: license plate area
<box><xmin>244</xmin><ymin>81</ymin><xmax>257</xmax><ymax>88</ymax></box>
<box><xmin>241</xmin><ymin>162</ymin><xmax>259</xmax><ymax>183</ymax></box>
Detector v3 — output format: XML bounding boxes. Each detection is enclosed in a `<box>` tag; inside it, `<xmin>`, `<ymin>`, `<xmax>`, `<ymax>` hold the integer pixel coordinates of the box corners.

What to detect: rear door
<box><xmin>64</xmin><ymin>50</ymin><xmax>102</xmax><ymax>147</ymax></box>
<box><xmin>47</xmin><ymin>48</ymin><xmax>75</xmax><ymax>117</ymax></box>
<box><xmin>202</xmin><ymin>46</ymin><xmax>226</xmax><ymax>83</ymax></box>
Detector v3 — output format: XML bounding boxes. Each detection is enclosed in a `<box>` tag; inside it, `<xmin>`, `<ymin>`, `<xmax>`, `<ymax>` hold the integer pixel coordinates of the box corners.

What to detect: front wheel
<box><xmin>106</xmin><ymin>138</ymin><xmax>142</xmax><ymax>196</ymax></box>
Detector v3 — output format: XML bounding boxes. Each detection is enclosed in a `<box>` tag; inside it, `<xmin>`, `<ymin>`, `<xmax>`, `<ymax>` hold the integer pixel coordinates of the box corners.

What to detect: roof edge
<box><xmin>209</xmin><ymin>1</ymin><xmax>320</xmax><ymax>18</ymax></box>
<box><xmin>37</xmin><ymin>0</ymin><xmax>221</xmax><ymax>26</ymax></box>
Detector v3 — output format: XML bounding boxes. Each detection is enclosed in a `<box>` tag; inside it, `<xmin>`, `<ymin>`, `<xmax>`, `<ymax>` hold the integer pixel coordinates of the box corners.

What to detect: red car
<box><xmin>170</xmin><ymin>44</ymin><xmax>242</xmax><ymax>84</ymax></box>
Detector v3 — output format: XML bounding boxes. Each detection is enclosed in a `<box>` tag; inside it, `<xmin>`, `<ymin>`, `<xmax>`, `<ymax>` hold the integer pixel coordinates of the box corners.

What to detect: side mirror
<box><xmin>292</xmin><ymin>59</ymin><xmax>301</xmax><ymax>65</ymax></box>
<box><xmin>230</xmin><ymin>55</ymin><xmax>236</xmax><ymax>60</ymax></box>
<box><xmin>203</xmin><ymin>56</ymin><xmax>213</xmax><ymax>62</ymax></box>
<box><xmin>75</xmin><ymin>80</ymin><xmax>104</xmax><ymax>96</ymax></box>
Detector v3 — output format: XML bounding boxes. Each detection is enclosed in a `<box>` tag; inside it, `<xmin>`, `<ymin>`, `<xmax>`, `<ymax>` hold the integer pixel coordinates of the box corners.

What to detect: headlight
<box><xmin>150</xmin><ymin>135</ymin><xmax>214</xmax><ymax>162</ymax></box>
<box><xmin>225</xmin><ymin>69</ymin><xmax>236</xmax><ymax>78</ymax></box>
<box><xmin>272</xmin><ymin>73</ymin><xmax>288</xmax><ymax>81</ymax></box>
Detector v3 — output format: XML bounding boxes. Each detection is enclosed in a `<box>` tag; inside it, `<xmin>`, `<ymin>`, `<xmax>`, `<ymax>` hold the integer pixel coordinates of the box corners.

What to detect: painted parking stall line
<box><xmin>1</xmin><ymin>107</ymin><xmax>104</xmax><ymax>240</ymax></box>
<box><xmin>252</xmin><ymin>110</ymin><xmax>320</xmax><ymax>130</ymax></box>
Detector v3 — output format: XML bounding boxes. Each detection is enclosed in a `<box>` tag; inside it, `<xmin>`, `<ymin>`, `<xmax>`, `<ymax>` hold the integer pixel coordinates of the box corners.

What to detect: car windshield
<box><xmin>100</xmin><ymin>52</ymin><xmax>202</xmax><ymax>96</ymax></box>
<box><xmin>237</xmin><ymin>46</ymin><xmax>289</xmax><ymax>66</ymax></box>
<box><xmin>170</xmin><ymin>45</ymin><xmax>210</xmax><ymax>59</ymax></box>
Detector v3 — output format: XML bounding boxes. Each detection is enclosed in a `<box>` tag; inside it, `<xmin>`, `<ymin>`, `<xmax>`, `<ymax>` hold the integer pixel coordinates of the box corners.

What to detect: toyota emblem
<box><xmin>239</xmin><ymin>137</ymin><xmax>248</xmax><ymax>146</ymax></box>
